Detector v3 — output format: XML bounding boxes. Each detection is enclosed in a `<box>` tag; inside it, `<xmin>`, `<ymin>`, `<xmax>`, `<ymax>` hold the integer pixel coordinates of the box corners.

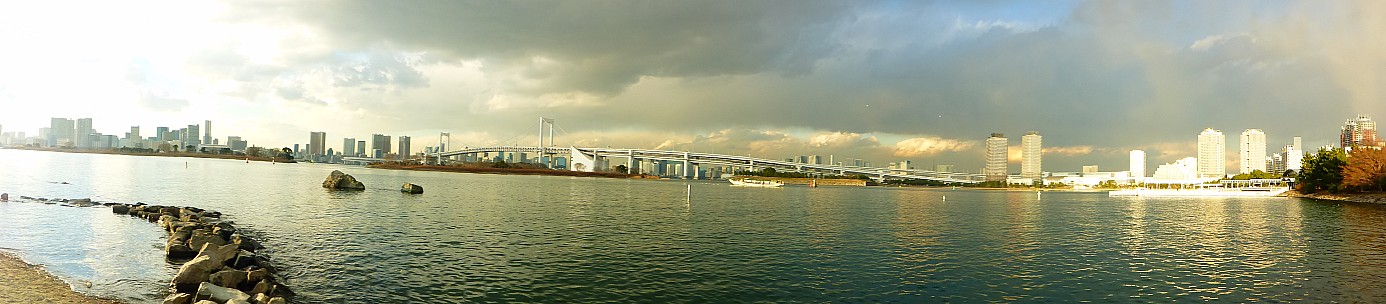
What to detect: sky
<box><xmin>0</xmin><ymin>0</ymin><xmax>1383</xmax><ymax>173</ymax></box>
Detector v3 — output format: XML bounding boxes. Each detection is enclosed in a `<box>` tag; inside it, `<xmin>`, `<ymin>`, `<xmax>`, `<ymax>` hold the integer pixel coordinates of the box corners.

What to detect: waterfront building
<box><xmin>935</xmin><ymin>164</ymin><xmax>954</xmax><ymax>172</ymax></box>
<box><xmin>1152</xmin><ymin>157</ymin><xmax>1199</xmax><ymax>182</ymax></box>
<box><xmin>75</xmin><ymin>118</ymin><xmax>93</xmax><ymax>148</ymax></box>
<box><xmin>309</xmin><ymin>131</ymin><xmax>326</xmax><ymax>157</ymax></box>
<box><xmin>1129</xmin><ymin>150</ymin><xmax>1146</xmax><ymax>180</ymax></box>
<box><xmin>1082</xmin><ymin>165</ymin><xmax>1099</xmax><ymax>173</ymax></box>
<box><xmin>156</xmin><ymin>127</ymin><xmax>169</xmax><ymax>141</ymax></box>
<box><xmin>398</xmin><ymin>136</ymin><xmax>411</xmax><ymax>160</ymax></box>
<box><xmin>1283</xmin><ymin>146</ymin><xmax>1302</xmax><ymax>172</ymax></box>
<box><xmin>1197</xmin><ymin>128</ymin><xmax>1226</xmax><ymax>179</ymax></box>
<box><xmin>203</xmin><ymin>120</ymin><xmax>213</xmax><ymax>147</ymax></box>
<box><xmin>1240</xmin><ymin>129</ymin><xmax>1266</xmax><ymax>174</ymax></box>
<box><xmin>356</xmin><ymin>140</ymin><xmax>366</xmax><ymax>157</ymax></box>
<box><xmin>48</xmin><ymin>118</ymin><xmax>74</xmax><ymax>147</ymax></box>
<box><xmin>1341</xmin><ymin>115</ymin><xmax>1379</xmax><ymax>149</ymax></box>
<box><xmin>372</xmin><ymin>134</ymin><xmax>391</xmax><ymax>157</ymax></box>
<box><xmin>985</xmin><ymin>133</ymin><xmax>1007</xmax><ymax>182</ymax></box>
<box><xmin>187</xmin><ymin>124</ymin><xmax>201</xmax><ymax>147</ymax></box>
<box><xmin>809</xmin><ymin>155</ymin><xmax>822</xmax><ymax>165</ymax></box>
<box><xmin>343</xmin><ymin>138</ymin><xmax>356</xmax><ymax>157</ymax></box>
<box><xmin>227</xmin><ymin>136</ymin><xmax>247</xmax><ymax>152</ymax></box>
<box><xmin>1021</xmin><ymin>131</ymin><xmax>1042</xmax><ymax>181</ymax></box>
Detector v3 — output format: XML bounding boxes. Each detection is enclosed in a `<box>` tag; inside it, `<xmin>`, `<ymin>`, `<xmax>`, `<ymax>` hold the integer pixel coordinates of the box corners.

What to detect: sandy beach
<box><xmin>0</xmin><ymin>251</ymin><xmax>121</xmax><ymax>304</ymax></box>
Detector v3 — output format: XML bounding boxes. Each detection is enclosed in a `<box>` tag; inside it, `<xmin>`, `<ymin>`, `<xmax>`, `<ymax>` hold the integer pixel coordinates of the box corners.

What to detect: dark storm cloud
<box><xmin>195</xmin><ymin>1</ymin><xmax>1386</xmax><ymax>169</ymax></box>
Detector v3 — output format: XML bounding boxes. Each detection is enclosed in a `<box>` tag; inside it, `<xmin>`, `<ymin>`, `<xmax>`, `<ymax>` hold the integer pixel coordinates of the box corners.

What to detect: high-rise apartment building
<box><xmin>985</xmin><ymin>133</ymin><xmax>1008</xmax><ymax>182</ymax></box>
<box><xmin>187</xmin><ymin>124</ymin><xmax>200</xmax><ymax>147</ymax></box>
<box><xmin>75</xmin><ymin>118</ymin><xmax>93</xmax><ymax>148</ymax></box>
<box><xmin>48</xmin><ymin>118</ymin><xmax>74</xmax><ymax>147</ymax></box>
<box><xmin>1341</xmin><ymin>115</ymin><xmax>1379</xmax><ymax>149</ymax></box>
<box><xmin>372</xmin><ymin>134</ymin><xmax>391</xmax><ymax>158</ymax></box>
<box><xmin>1240</xmin><ymin>129</ymin><xmax>1266</xmax><ymax>174</ymax></box>
<box><xmin>1021</xmin><ymin>131</ymin><xmax>1042</xmax><ymax>181</ymax></box>
<box><xmin>398</xmin><ymin>136</ymin><xmax>411</xmax><ymax>160</ymax></box>
<box><xmin>343</xmin><ymin>138</ymin><xmax>356</xmax><ymax>157</ymax></box>
<box><xmin>356</xmin><ymin>140</ymin><xmax>366</xmax><ymax>156</ymax></box>
<box><xmin>203</xmin><ymin>120</ymin><xmax>212</xmax><ymax>146</ymax></box>
<box><xmin>156</xmin><ymin>127</ymin><xmax>170</xmax><ymax>141</ymax></box>
<box><xmin>1197</xmin><ymin>128</ymin><xmax>1226</xmax><ymax>179</ymax></box>
<box><xmin>309</xmin><ymin>132</ymin><xmax>327</xmax><ymax>156</ymax></box>
<box><xmin>1130</xmin><ymin>150</ymin><xmax>1146</xmax><ymax>179</ymax></box>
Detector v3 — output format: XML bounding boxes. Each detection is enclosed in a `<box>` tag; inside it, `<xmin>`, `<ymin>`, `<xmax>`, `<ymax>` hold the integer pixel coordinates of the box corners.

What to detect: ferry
<box><xmin>728</xmin><ymin>178</ymin><xmax>785</xmax><ymax>188</ymax></box>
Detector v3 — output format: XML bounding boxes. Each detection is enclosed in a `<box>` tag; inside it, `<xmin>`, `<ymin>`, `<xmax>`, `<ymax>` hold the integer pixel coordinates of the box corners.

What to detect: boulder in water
<box><xmin>208</xmin><ymin>269</ymin><xmax>248</xmax><ymax>289</ymax></box>
<box><xmin>172</xmin><ymin>255</ymin><xmax>224</xmax><ymax>293</ymax></box>
<box><xmin>196</xmin><ymin>282</ymin><xmax>251</xmax><ymax>303</ymax></box>
<box><xmin>402</xmin><ymin>183</ymin><xmax>424</xmax><ymax>194</ymax></box>
<box><xmin>322</xmin><ymin>170</ymin><xmax>366</xmax><ymax>190</ymax></box>
<box><xmin>112</xmin><ymin>204</ymin><xmax>130</xmax><ymax>214</ymax></box>
<box><xmin>163</xmin><ymin>293</ymin><xmax>193</xmax><ymax>304</ymax></box>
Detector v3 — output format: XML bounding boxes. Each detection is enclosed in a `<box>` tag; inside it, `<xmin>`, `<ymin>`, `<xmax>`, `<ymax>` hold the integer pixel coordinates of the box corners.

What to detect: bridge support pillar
<box><xmin>683</xmin><ymin>152</ymin><xmax>690</xmax><ymax>178</ymax></box>
<box><xmin>627</xmin><ymin>150</ymin><xmax>634</xmax><ymax>174</ymax></box>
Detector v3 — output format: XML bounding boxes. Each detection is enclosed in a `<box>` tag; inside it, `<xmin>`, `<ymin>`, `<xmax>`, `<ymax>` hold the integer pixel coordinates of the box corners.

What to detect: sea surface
<box><xmin>2</xmin><ymin>148</ymin><xmax>1386</xmax><ymax>303</ymax></box>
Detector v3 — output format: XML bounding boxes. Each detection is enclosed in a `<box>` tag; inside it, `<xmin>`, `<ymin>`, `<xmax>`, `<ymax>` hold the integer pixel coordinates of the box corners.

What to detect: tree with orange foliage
<box><xmin>1342</xmin><ymin>147</ymin><xmax>1386</xmax><ymax>192</ymax></box>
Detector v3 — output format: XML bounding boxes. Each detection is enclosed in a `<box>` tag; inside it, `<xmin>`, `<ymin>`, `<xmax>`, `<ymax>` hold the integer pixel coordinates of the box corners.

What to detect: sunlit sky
<box><xmin>1</xmin><ymin>1</ymin><xmax>1382</xmax><ymax>172</ymax></box>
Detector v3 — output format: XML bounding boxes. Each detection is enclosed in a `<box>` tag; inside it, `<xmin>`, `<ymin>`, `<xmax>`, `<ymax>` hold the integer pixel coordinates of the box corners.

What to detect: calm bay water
<box><xmin>3</xmin><ymin>148</ymin><xmax>1386</xmax><ymax>303</ymax></box>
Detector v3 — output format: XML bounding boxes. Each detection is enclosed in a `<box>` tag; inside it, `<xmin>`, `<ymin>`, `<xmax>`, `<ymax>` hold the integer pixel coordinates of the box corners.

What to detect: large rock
<box><xmin>196</xmin><ymin>282</ymin><xmax>251</xmax><ymax>303</ymax></box>
<box><xmin>231</xmin><ymin>234</ymin><xmax>263</xmax><ymax>252</ymax></box>
<box><xmin>162</xmin><ymin>293</ymin><xmax>192</xmax><ymax>304</ymax></box>
<box><xmin>401</xmin><ymin>183</ymin><xmax>424</xmax><ymax>194</ymax></box>
<box><xmin>193</xmin><ymin>301</ymin><xmax>218</xmax><ymax>304</ymax></box>
<box><xmin>166</xmin><ymin>238</ymin><xmax>197</xmax><ymax>259</ymax></box>
<box><xmin>197</xmin><ymin>243</ymin><xmax>241</xmax><ymax>265</ymax></box>
<box><xmin>208</xmin><ymin>269</ymin><xmax>248</xmax><ymax>288</ymax></box>
<box><xmin>172</xmin><ymin>255</ymin><xmax>224</xmax><ymax>293</ymax></box>
<box><xmin>322</xmin><ymin>170</ymin><xmax>366</xmax><ymax>190</ymax></box>
<box><xmin>188</xmin><ymin>229</ymin><xmax>228</xmax><ymax>251</ymax></box>
<box><xmin>267</xmin><ymin>297</ymin><xmax>286</xmax><ymax>304</ymax></box>
<box><xmin>111</xmin><ymin>204</ymin><xmax>130</xmax><ymax>214</ymax></box>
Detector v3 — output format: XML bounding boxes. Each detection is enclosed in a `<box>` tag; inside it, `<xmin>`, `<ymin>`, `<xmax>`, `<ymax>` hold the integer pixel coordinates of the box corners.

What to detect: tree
<box><xmin>615</xmin><ymin>164</ymin><xmax>629</xmax><ymax>174</ymax></box>
<box><xmin>158</xmin><ymin>143</ymin><xmax>172</xmax><ymax>153</ymax></box>
<box><xmin>1299</xmin><ymin>148</ymin><xmax>1348</xmax><ymax>193</ymax></box>
<box><xmin>280</xmin><ymin>147</ymin><xmax>294</xmax><ymax>160</ymax></box>
<box><xmin>1343</xmin><ymin>148</ymin><xmax>1386</xmax><ymax>192</ymax></box>
<box><xmin>246</xmin><ymin>146</ymin><xmax>263</xmax><ymax>157</ymax></box>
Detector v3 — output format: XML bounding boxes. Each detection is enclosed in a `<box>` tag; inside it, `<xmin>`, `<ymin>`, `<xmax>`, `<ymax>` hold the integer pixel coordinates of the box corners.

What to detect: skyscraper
<box><xmin>1130</xmin><ymin>150</ymin><xmax>1146</xmax><ymax>179</ymax></box>
<box><xmin>398</xmin><ymin>136</ymin><xmax>412</xmax><ymax>160</ymax></box>
<box><xmin>1341</xmin><ymin>115</ymin><xmax>1379</xmax><ymax>149</ymax></box>
<box><xmin>372</xmin><ymin>134</ymin><xmax>391</xmax><ymax>158</ymax></box>
<box><xmin>343</xmin><ymin>138</ymin><xmax>356</xmax><ymax>157</ymax></box>
<box><xmin>48</xmin><ymin>118</ymin><xmax>74</xmax><ymax>147</ymax></box>
<box><xmin>356</xmin><ymin>140</ymin><xmax>366</xmax><ymax>157</ymax></box>
<box><xmin>187</xmin><ymin>124</ymin><xmax>200</xmax><ymax>147</ymax></box>
<box><xmin>309</xmin><ymin>132</ymin><xmax>327</xmax><ymax>156</ymax></box>
<box><xmin>1240</xmin><ymin>129</ymin><xmax>1266</xmax><ymax>174</ymax></box>
<box><xmin>156</xmin><ymin>126</ymin><xmax>170</xmax><ymax>141</ymax></box>
<box><xmin>1021</xmin><ymin>131</ymin><xmax>1042</xmax><ymax>181</ymax></box>
<box><xmin>1197</xmin><ymin>128</ymin><xmax>1226</xmax><ymax>179</ymax></box>
<box><xmin>75</xmin><ymin>118</ymin><xmax>93</xmax><ymax>148</ymax></box>
<box><xmin>203</xmin><ymin>120</ymin><xmax>212</xmax><ymax>146</ymax></box>
<box><xmin>985</xmin><ymin>133</ymin><xmax>1008</xmax><ymax>182</ymax></box>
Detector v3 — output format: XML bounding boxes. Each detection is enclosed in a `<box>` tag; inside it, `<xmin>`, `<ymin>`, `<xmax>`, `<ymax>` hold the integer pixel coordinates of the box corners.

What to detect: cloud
<box><xmin>138</xmin><ymin>91</ymin><xmax>190</xmax><ymax>112</ymax></box>
<box><xmin>893</xmin><ymin>137</ymin><xmax>976</xmax><ymax>157</ymax></box>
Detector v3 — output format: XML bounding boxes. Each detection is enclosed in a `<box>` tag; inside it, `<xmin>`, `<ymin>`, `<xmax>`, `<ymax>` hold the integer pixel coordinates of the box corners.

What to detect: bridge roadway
<box><xmin>437</xmin><ymin>146</ymin><xmax>984</xmax><ymax>184</ymax></box>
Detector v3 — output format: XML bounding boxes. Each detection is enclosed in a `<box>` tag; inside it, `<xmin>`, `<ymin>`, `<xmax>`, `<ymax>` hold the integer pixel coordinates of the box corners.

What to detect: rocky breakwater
<box><xmin>111</xmin><ymin>203</ymin><xmax>291</xmax><ymax>304</ymax></box>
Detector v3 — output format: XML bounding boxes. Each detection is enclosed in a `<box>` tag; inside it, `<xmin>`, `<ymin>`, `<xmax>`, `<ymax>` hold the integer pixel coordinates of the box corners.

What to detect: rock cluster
<box><xmin>322</xmin><ymin>170</ymin><xmax>366</xmax><ymax>190</ymax></box>
<box><xmin>104</xmin><ymin>202</ymin><xmax>292</xmax><ymax>304</ymax></box>
<box><xmin>401</xmin><ymin>183</ymin><xmax>423</xmax><ymax>194</ymax></box>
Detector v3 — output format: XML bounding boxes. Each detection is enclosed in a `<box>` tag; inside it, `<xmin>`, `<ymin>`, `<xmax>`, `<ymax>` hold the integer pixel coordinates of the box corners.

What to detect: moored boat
<box><xmin>729</xmin><ymin>178</ymin><xmax>785</xmax><ymax>188</ymax></box>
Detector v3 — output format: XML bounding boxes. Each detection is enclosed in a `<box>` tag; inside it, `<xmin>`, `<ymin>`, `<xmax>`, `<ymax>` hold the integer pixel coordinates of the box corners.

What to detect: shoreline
<box><xmin>3</xmin><ymin>146</ymin><xmax>294</xmax><ymax>163</ymax></box>
<box><xmin>2</xmin><ymin>195</ymin><xmax>291</xmax><ymax>304</ymax></box>
<box><xmin>367</xmin><ymin>163</ymin><xmax>639</xmax><ymax>179</ymax></box>
<box><xmin>0</xmin><ymin>250</ymin><xmax>122</xmax><ymax>304</ymax></box>
<box><xmin>1285</xmin><ymin>190</ymin><xmax>1386</xmax><ymax>204</ymax></box>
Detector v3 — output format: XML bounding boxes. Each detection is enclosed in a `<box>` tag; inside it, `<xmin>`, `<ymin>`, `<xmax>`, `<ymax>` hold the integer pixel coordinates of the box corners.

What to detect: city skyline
<box><xmin>2</xmin><ymin>1</ymin><xmax>1384</xmax><ymax>171</ymax></box>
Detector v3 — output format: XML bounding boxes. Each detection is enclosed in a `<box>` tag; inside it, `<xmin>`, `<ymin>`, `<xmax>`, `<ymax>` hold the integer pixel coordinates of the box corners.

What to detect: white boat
<box><xmin>729</xmin><ymin>178</ymin><xmax>784</xmax><ymax>188</ymax></box>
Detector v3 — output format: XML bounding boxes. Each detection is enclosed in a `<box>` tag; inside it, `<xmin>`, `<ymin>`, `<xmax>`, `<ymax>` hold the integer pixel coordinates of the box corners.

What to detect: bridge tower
<box><xmin>436</xmin><ymin>132</ymin><xmax>451</xmax><ymax>165</ymax></box>
<box><xmin>539</xmin><ymin>117</ymin><xmax>555</xmax><ymax>168</ymax></box>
